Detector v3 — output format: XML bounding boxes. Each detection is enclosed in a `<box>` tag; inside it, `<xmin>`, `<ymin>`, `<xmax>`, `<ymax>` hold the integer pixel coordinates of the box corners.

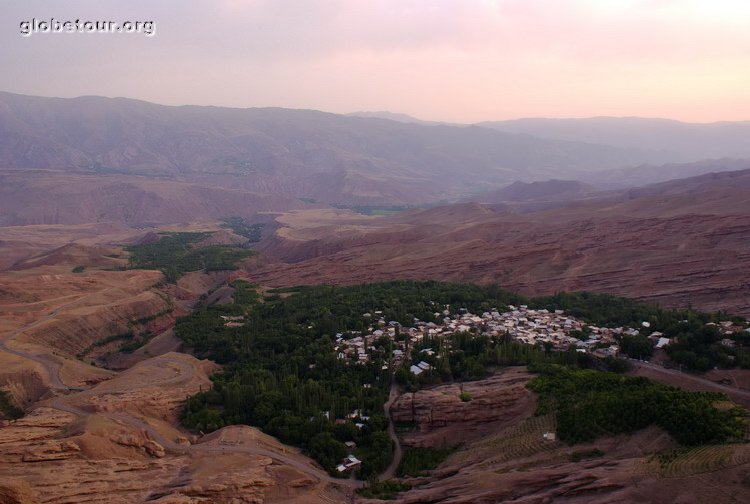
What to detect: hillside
<box><xmin>479</xmin><ymin>117</ymin><xmax>750</xmax><ymax>161</ymax></box>
<box><xmin>587</xmin><ymin>158</ymin><xmax>750</xmax><ymax>189</ymax></box>
<box><xmin>0</xmin><ymin>169</ymin><xmax>304</xmax><ymax>226</ymax></box>
<box><xmin>249</xmin><ymin>170</ymin><xmax>750</xmax><ymax>317</ymax></box>
<box><xmin>465</xmin><ymin>179</ymin><xmax>596</xmax><ymax>210</ymax></box>
<box><xmin>0</xmin><ymin>92</ymin><xmax>670</xmax><ymax>206</ymax></box>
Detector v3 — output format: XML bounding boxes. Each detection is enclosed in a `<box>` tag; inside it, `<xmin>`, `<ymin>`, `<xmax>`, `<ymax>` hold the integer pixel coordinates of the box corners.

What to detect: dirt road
<box><xmin>629</xmin><ymin>359</ymin><xmax>750</xmax><ymax>408</ymax></box>
<box><xmin>378</xmin><ymin>382</ymin><xmax>404</xmax><ymax>481</ymax></box>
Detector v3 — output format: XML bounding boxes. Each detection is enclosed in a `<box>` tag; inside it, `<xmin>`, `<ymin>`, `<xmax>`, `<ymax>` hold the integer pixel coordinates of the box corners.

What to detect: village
<box><xmin>333</xmin><ymin>304</ymin><xmax>667</xmax><ymax>372</ymax></box>
<box><xmin>331</xmin><ymin>304</ymin><xmax>750</xmax><ymax>374</ymax></box>
<box><xmin>219</xmin><ymin>302</ymin><xmax>749</xmax><ymax>475</ymax></box>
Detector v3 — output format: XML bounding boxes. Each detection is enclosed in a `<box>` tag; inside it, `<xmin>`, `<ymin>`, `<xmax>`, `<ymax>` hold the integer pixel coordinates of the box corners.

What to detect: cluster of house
<box><xmin>218</xmin><ymin>303</ymin><xmax>750</xmax><ymax>380</ymax></box>
<box><xmin>709</xmin><ymin>321</ymin><xmax>750</xmax><ymax>348</ymax></box>
<box><xmin>333</xmin><ymin>304</ymin><xmax>644</xmax><ymax>369</ymax></box>
<box><xmin>329</xmin><ymin>304</ymin><xmax>750</xmax><ymax>372</ymax></box>
<box><xmin>219</xmin><ymin>315</ymin><xmax>245</xmax><ymax>328</ymax></box>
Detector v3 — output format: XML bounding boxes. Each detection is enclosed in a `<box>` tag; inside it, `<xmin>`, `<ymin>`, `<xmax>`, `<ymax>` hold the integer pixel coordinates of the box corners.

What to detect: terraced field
<box><xmin>643</xmin><ymin>443</ymin><xmax>750</xmax><ymax>478</ymax></box>
<box><xmin>448</xmin><ymin>414</ymin><xmax>560</xmax><ymax>468</ymax></box>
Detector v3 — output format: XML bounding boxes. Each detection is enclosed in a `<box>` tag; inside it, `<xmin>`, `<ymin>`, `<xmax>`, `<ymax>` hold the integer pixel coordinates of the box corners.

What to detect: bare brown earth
<box><xmin>0</xmin><ymin>220</ymin><xmax>137</xmax><ymax>270</ymax></box>
<box><xmin>0</xmin><ymin>169</ymin><xmax>305</xmax><ymax>226</ymax></box>
<box><xmin>0</xmin><ymin>224</ymin><xmax>357</xmax><ymax>503</ymax></box>
<box><xmin>248</xmin><ymin>177</ymin><xmax>750</xmax><ymax>317</ymax></box>
<box><xmin>0</xmin><ymin>359</ymin><xmax>348</xmax><ymax>504</ymax></box>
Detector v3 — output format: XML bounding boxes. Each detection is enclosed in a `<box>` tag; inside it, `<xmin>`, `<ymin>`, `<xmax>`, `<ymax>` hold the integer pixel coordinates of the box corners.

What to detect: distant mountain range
<box><xmin>347</xmin><ymin>111</ymin><xmax>445</xmax><ymax>126</ymax></box>
<box><xmin>0</xmin><ymin>92</ymin><xmax>680</xmax><ymax>207</ymax></box>
<box><xmin>2</xmin><ymin>92</ymin><xmax>750</xmax><ymax>225</ymax></box>
<box><xmin>464</xmin><ymin>160</ymin><xmax>750</xmax><ymax>211</ymax></box>
<box><xmin>478</xmin><ymin>117</ymin><xmax>750</xmax><ymax>161</ymax></box>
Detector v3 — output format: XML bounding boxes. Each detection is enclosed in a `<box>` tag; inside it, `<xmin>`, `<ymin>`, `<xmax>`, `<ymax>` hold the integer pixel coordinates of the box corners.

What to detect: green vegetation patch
<box><xmin>77</xmin><ymin>331</ymin><xmax>134</xmax><ymax>359</ymax></box>
<box><xmin>125</xmin><ymin>232</ymin><xmax>254</xmax><ymax>282</ymax></box>
<box><xmin>666</xmin><ymin>324</ymin><xmax>750</xmax><ymax>371</ymax></box>
<box><xmin>397</xmin><ymin>447</ymin><xmax>454</xmax><ymax>477</ymax></box>
<box><xmin>528</xmin><ymin>367</ymin><xmax>748</xmax><ymax>446</ymax></box>
<box><xmin>118</xmin><ymin>331</ymin><xmax>154</xmax><ymax>354</ymax></box>
<box><xmin>357</xmin><ymin>480</ymin><xmax>412</xmax><ymax>500</ymax></box>
<box><xmin>177</xmin><ymin>292</ymin><xmax>394</xmax><ymax>476</ymax></box>
<box><xmin>219</xmin><ymin>217</ymin><xmax>265</xmax><ymax>243</ymax></box>
<box><xmin>0</xmin><ymin>390</ymin><xmax>24</xmax><ymax>420</ymax></box>
<box><xmin>230</xmin><ymin>279</ymin><xmax>261</xmax><ymax>307</ymax></box>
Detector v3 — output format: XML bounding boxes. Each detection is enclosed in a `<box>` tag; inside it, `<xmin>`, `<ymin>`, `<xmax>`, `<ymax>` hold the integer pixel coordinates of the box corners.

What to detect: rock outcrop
<box><xmin>21</xmin><ymin>439</ymin><xmax>81</xmax><ymax>461</ymax></box>
<box><xmin>0</xmin><ymin>360</ymin><xmax>342</xmax><ymax>504</ymax></box>
<box><xmin>0</xmin><ymin>479</ymin><xmax>34</xmax><ymax>504</ymax></box>
<box><xmin>390</xmin><ymin>368</ymin><xmax>535</xmax><ymax>447</ymax></box>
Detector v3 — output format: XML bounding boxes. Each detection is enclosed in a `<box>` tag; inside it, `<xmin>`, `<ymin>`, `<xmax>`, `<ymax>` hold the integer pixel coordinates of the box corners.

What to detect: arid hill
<box><xmin>0</xmin><ymin>169</ymin><xmax>304</xmax><ymax>226</ymax></box>
<box><xmin>469</xmin><ymin>179</ymin><xmax>595</xmax><ymax>203</ymax></box>
<box><xmin>248</xmin><ymin>169</ymin><xmax>750</xmax><ymax>317</ymax></box>
<box><xmin>464</xmin><ymin>179</ymin><xmax>597</xmax><ymax>212</ymax></box>
<box><xmin>0</xmin><ymin>223</ymin><xmax>355</xmax><ymax>503</ymax></box>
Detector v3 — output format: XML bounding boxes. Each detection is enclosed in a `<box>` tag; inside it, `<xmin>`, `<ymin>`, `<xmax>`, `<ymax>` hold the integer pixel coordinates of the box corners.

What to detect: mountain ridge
<box><xmin>0</xmin><ymin>91</ymin><xmax>674</xmax><ymax>205</ymax></box>
<box><xmin>479</xmin><ymin>116</ymin><xmax>750</xmax><ymax>160</ymax></box>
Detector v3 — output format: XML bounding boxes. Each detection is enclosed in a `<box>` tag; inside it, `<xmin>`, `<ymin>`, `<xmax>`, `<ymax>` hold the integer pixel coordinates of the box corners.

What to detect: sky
<box><xmin>2</xmin><ymin>0</ymin><xmax>749</xmax><ymax>123</ymax></box>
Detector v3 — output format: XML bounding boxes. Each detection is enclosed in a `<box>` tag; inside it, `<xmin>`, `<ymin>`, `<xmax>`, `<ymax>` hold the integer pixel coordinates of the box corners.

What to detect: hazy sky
<box><xmin>2</xmin><ymin>0</ymin><xmax>749</xmax><ymax>122</ymax></box>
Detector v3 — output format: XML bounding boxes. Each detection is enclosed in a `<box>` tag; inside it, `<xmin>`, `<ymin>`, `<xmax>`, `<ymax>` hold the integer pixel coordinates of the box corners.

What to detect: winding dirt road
<box><xmin>379</xmin><ymin>382</ymin><xmax>404</xmax><ymax>481</ymax></box>
<box><xmin>629</xmin><ymin>359</ymin><xmax>750</xmax><ymax>408</ymax></box>
<box><xmin>0</xmin><ymin>302</ymin><xmax>81</xmax><ymax>390</ymax></box>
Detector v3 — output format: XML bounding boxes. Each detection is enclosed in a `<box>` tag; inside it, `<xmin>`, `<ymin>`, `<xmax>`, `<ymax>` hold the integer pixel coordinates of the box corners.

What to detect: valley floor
<box><xmin>1</xmin><ymin>220</ymin><xmax>749</xmax><ymax>504</ymax></box>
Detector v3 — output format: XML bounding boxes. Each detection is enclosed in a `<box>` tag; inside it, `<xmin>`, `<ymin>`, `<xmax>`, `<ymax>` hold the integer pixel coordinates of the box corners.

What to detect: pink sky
<box><xmin>3</xmin><ymin>0</ymin><xmax>749</xmax><ymax>122</ymax></box>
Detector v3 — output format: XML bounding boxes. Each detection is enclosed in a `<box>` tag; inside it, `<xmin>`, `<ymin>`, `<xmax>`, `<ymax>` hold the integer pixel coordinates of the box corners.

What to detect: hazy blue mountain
<box><xmin>346</xmin><ymin>110</ymin><xmax>446</xmax><ymax>126</ymax></box>
<box><xmin>479</xmin><ymin>117</ymin><xmax>750</xmax><ymax>161</ymax></box>
<box><xmin>587</xmin><ymin>158</ymin><xmax>750</xmax><ymax>189</ymax></box>
<box><xmin>0</xmin><ymin>92</ymin><xmax>670</xmax><ymax>205</ymax></box>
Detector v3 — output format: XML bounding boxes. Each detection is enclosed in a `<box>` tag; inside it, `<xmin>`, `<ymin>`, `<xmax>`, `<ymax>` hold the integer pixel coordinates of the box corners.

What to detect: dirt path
<box><xmin>378</xmin><ymin>381</ymin><xmax>404</xmax><ymax>481</ymax></box>
<box><xmin>629</xmin><ymin>359</ymin><xmax>750</xmax><ymax>408</ymax></box>
<box><xmin>0</xmin><ymin>298</ymin><xmax>85</xmax><ymax>390</ymax></box>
